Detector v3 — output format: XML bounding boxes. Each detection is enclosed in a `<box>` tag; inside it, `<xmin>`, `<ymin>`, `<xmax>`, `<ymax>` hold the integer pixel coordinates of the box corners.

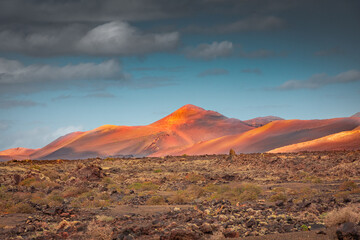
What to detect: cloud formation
<box><xmin>238</xmin><ymin>48</ymin><xmax>285</xmax><ymax>58</ymax></box>
<box><xmin>198</xmin><ymin>68</ymin><xmax>229</xmax><ymax>77</ymax></box>
<box><xmin>0</xmin><ymin>99</ymin><xmax>44</xmax><ymax>109</ymax></box>
<box><xmin>0</xmin><ymin>21</ymin><xmax>179</xmax><ymax>56</ymax></box>
<box><xmin>76</xmin><ymin>21</ymin><xmax>179</xmax><ymax>56</ymax></box>
<box><xmin>0</xmin><ymin>0</ymin><xmax>299</xmax><ymax>23</ymax></box>
<box><xmin>278</xmin><ymin>70</ymin><xmax>360</xmax><ymax>89</ymax></box>
<box><xmin>184</xmin><ymin>41</ymin><xmax>233</xmax><ymax>60</ymax></box>
<box><xmin>0</xmin><ymin>58</ymin><xmax>125</xmax><ymax>95</ymax></box>
<box><xmin>185</xmin><ymin>16</ymin><xmax>285</xmax><ymax>34</ymax></box>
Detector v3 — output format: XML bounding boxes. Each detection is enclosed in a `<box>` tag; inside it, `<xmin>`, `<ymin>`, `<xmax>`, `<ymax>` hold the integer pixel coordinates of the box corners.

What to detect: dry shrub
<box><xmin>269</xmin><ymin>193</ymin><xmax>287</xmax><ymax>202</ymax></box>
<box><xmin>96</xmin><ymin>215</ymin><xmax>114</xmax><ymax>223</ymax></box>
<box><xmin>185</xmin><ymin>173</ymin><xmax>205</xmax><ymax>183</ymax></box>
<box><xmin>146</xmin><ymin>195</ymin><xmax>166</xmax><ymax>205</ymax></box>
<box><xmin>8</xmin><ymin>202</ymin><xmax>34</xmax><ymax>213</ymax></box>
<box><xmin>339</xmin><ymin>180</ymin><xmax>358</xmax><ymax>191</ymax></box>
<box><xmin>86</xmin><ymin>220</ymin><xmax>113</xmax><ymax>240</ymax></box>
<box><xmin>63</xmin><ymin>186</ymin><xmax>88</xmax><ymax>198</ymax></box>
<box><xmin>324</xmin><ymin>204</ymin><xmax>360</xmax><ymax>227</ymax></box>
<box><xmin>168</xmin><ymin>191</ymin><xmax>189</xmax><ymax>204</ymax></box>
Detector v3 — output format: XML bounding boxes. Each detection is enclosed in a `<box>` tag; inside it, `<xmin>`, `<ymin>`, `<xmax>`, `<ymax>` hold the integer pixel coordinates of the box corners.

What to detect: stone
<box><xmin>336</xmin><ymin>222</ymin><xmax>360</xmax><ymax>240</ymax></box>
<box><xmin>223</xmin><ymin>229</ymin><xmax>239</xmax><ymax>238</ymax></box>
<box><xmin>200</xmin><ymin>223</ymin><xmax>213</xmax><ymax>234</ymax></box>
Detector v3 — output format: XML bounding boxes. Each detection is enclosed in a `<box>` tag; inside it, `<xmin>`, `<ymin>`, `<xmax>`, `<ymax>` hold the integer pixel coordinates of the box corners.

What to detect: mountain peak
<box><xmin>151</xmin><ymin>104</ymin><xmax>224</xmax><ymax>126</ymax></box>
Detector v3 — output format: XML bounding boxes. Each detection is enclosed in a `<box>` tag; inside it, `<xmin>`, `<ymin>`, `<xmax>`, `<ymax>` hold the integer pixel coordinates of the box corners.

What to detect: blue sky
<box><xmin>0</xmin><ymin>0</ymin><xmax>359</xmax><ymax>150</ymax></box>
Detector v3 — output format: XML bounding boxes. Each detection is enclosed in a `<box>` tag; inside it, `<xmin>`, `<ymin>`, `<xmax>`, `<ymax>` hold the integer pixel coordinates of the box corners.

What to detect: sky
<box><xmin>0</xmin><ymin>0</ymin><xmax>360</xmax><ymax>151</ymax></box>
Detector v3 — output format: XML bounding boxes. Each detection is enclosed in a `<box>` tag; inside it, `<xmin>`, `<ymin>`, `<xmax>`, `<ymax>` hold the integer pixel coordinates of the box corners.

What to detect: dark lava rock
<box><xmin>316</xmin><ymin>230</ymin><xmax>327</xmax><ymax>235</ymax></box>
<box><xmin>167</xmin><ymin>228</ymin><xmax>202</xmax><ymax>240</ymax></box>
<box><xmin>223</xmin><ymin>229</ymin><xmax>239</xmax><ymax>238</ymax></box>
<box><xmin>310</xmin><ymin>223</ymin><xmax>326</xmax><ymax>230</ymax></box>
<box><xmin>336</xmin><ymin>222</ymin><xmax>360</xmax><ymax>240</ymax></box>
<box><xmin>77</xmin><ymin>164</ymin><xmax>105</xmax><ymax>181</ymax></box>
<box><xmin>275</xmin><ymin>200</ymin><xmax>284</xmax><ymax>207</ymax></box>
<box><xmin>246</xmin><ymin>218</ymin><xmax>256</xmax><ymax>228</ymax></box>
<box><xmin>13</xmin><ymin>174</ymin><xmax>22</xmax><ymax>185</ymax></box>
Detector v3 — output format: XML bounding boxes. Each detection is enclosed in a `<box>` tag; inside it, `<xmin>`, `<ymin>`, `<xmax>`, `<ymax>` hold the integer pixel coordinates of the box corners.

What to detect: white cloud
<box><xmin>76</xmin><ymin>21</ymin><xmax>179</xmax><ymax>56</ymax></box>
<box><xmin>278</xmin><ymin>70</ymin><xmax>360</xmax><ymax>89</ymax></box>
<box><xmin>184</xmin><ymin>41</ymin><xmax>233</xmax><ymax>60</ymax></box>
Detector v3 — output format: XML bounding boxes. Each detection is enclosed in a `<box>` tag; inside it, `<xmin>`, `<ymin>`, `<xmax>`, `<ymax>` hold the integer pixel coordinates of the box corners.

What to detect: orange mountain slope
<box><xmin>155</xmin><ymin>117</ymin><xmax>360</xmax><ymax>156</ymax></box>
<box><xmin>269</xmin><ymin>127</ymin><xmax>360</xmax><ymax>153</ymax></box>
<box><xmin>244</xmin><ymin>116</ymin><xmax>284</xmax><ymax>127</ymax></box>
<box><xmin>27</xmin><ymin>104</ymin><xmax>252</xmax><ymax>160</ymax></box>
<box><xmin>0</xmin><ymin>147</ymin><xmax>38</xmax><ymax>161</ymax></box>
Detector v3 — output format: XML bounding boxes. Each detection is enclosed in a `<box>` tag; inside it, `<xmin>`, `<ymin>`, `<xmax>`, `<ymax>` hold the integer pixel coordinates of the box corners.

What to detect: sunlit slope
<box><xmin>162</xmin><ymin>118</ymin><xmax>360</xmax><ymax>155</ymax></box>
<box><xmin>269</xmin><ymin>127</ymin><xmax>360</xmax><ymax>153</ymax></box>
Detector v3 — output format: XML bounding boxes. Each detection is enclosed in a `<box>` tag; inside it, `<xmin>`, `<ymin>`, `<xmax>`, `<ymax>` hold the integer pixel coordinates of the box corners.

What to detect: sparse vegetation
<box><xmin>324</xmin><ymin>204</ymin><xmax>360</xmax><ymax>226</ymax></box>
<box><xmin>0</xmin><ymin>151</ymin><xmax>359</xmax><ymax>239</ymax></box>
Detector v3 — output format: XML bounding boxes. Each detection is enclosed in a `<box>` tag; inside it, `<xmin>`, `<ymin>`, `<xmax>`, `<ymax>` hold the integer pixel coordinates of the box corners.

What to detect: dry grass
<box><xmin>146</xmin><ymin>195</ymin><xmax>166</xmax><ymax>205</ymax></box>
<box><xmin>86</xmin><ymin>220</ymin><xmax>113</xmax><ymax>240</ymax></box>
<box><xmin>324</xmin><ymin>204</ymin><xmax>360</xmax><ymax>226</ymax></box>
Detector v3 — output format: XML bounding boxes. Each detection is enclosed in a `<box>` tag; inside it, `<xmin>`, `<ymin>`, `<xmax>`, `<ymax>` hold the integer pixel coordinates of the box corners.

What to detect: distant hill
<box><xmin>351</xmin><ymin>112</ymin><xmax>360</xmax><ymax>118</ymax></box>
<box><xmin>244</xmin><ymin>116</ymin><xmax>284</xmax><ymax>127</ymax></box>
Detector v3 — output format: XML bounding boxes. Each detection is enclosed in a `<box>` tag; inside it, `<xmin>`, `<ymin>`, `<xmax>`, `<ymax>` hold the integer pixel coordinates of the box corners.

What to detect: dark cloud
<box><xmin>238</xmin><ymin>47</ymin><xmax>287</xmax><ymax>58</ymax></box>
<box><xmin>184</xmin><ymin>16</ymin><xmax>285</xmax><ymax>34</ymax></box>
<box><xmin>314</xmin><ymin>47</ymin><xmax>345</xmax><ymax>56</ymax></box>
<box><xmin>241</xmin><ymin>68</ymin><xmax>262</xmax><ymax>74</ymax></box>
<box><xmin>278</xmin><ymin>70</ymin><xmax>360</xmax><ymax>90</ymax></box>
<box><xmin>0</xmin><ymin>99</ymin><xmax>45</xmax><ymax>109</ymax></box>
<box><xmin>0</xmin><ymin>0</ymin><xmax>300</xmax><ymax>24</ymax></box>
<box><xmin>198</xmin><ymin>68</ymin><xmax>229</xmax><ymax>77</ymax></box>
<box><xmin>52</xmin><ymin>92</ymin><xmax>116</xmax><ymax>102</ymax></box>
<box><xmin>0</xmin><ymin>21</ymin><xmax>179</xmax><ymax>56</ymax></box>
<box><xmin>130</xmin><ymin>66</ymin><xmax>185</xmax><ymax>72</ymax></box>
<box><xmin>184</xmin><ymin>41</ymin><xmax>233</xmax><ymax>60</ymax></box>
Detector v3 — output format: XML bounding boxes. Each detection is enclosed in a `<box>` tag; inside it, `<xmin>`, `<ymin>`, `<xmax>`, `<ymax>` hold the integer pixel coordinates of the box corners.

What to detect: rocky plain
<box><xmin>0</xmin><ymin>151</ymin><xmax>359</xmax><ymax>240</ymax></box>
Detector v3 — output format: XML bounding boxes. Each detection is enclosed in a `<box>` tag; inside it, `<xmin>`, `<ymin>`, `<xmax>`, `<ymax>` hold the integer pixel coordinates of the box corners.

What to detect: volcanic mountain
<box><xmin>1</xmin><ymin>105</ymin><xmax>360</xmax><ymax>161</ymax></box>
<box><xmin>25</xmin><ymin>104</ymin><xmax>252</xmax><ymax>160</ymax></box>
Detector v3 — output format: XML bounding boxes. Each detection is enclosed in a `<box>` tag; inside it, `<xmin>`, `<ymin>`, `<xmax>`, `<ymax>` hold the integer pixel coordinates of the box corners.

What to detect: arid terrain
<box><xmin>1</xmin><ymin>151</ymin><xmax>359</xmax><ymax>239</ymax></box>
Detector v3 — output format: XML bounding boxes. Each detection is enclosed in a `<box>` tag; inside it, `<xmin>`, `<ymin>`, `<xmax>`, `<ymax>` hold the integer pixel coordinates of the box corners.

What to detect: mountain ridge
<box><xmin>1</xmin><ymin>106</ymin><xmax>359</xmax><ymax>161</ymax></box>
